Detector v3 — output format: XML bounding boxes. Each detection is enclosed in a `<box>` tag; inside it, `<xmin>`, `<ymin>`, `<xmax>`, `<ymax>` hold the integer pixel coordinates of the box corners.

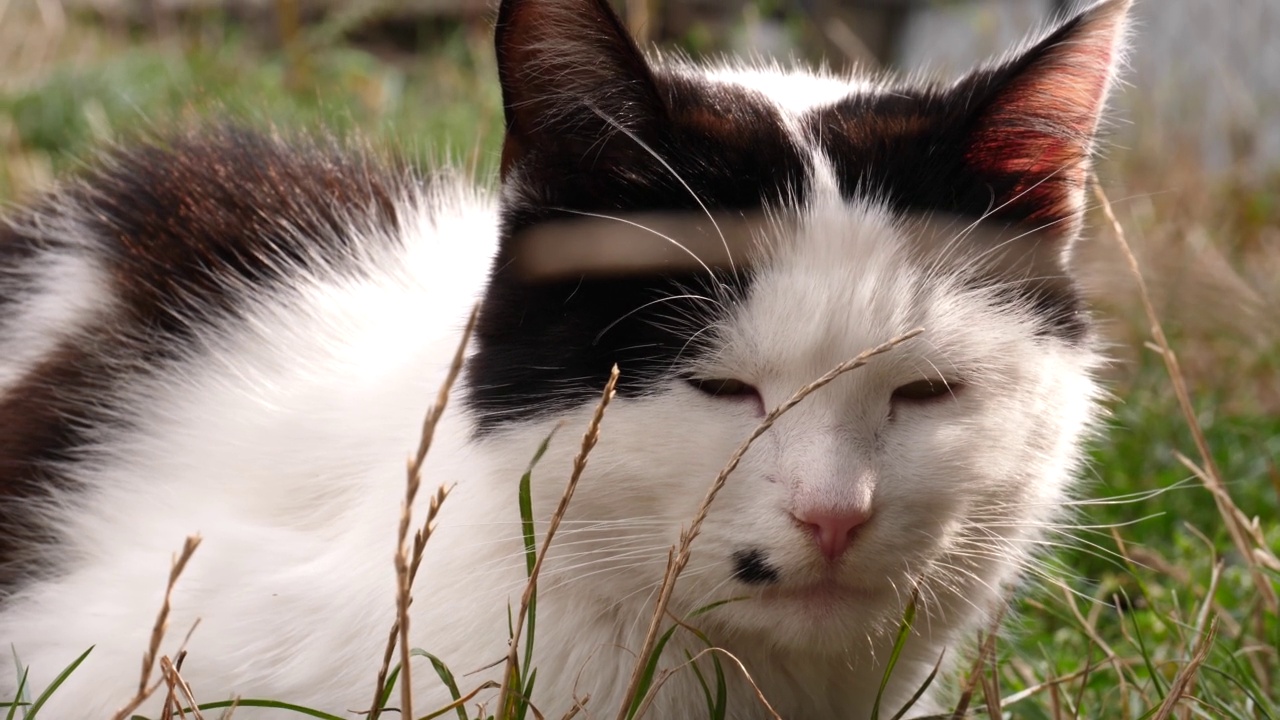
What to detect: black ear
<box><xmin>953</xmin><ymin>0</ymin><xmax>1130</xmax><ymax>235</ymax></box>
<box><xmin>494</xmin><ymin>0</ymin><xmax>666</xmax><ymax>180</ymax></box>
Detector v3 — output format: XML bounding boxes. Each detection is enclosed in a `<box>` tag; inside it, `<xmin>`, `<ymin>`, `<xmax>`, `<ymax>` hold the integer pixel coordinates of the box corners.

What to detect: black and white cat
<box><xmin>0</xmin><ymin>0</ymin><xmax>1129</xmax><ymax>717</ymax></box>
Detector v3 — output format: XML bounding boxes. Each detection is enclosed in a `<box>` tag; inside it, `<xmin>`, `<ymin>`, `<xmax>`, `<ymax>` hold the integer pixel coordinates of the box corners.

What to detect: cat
<box><xmin>0</xmin><ymin>0</ymin><xmax>1130</xmax><ymax>717</ymax></box>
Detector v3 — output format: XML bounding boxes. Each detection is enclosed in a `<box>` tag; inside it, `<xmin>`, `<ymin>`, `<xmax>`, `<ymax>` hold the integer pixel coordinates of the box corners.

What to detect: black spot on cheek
<box><xmin>732</xmin><ymin>549</ymin><xmax>780</xmax><ymax>586</ymax></box>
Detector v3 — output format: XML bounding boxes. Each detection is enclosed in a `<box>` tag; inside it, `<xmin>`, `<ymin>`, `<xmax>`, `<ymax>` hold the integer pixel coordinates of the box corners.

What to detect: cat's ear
<box><xmin>494</xmin><ymin>0</ymin><xmax>665</xmax><ymax>180</ymax></box>
<box><xmin>953</xmin><ymin>0</ymin><xmax>1130</xmax><ymax>235</ymax></box>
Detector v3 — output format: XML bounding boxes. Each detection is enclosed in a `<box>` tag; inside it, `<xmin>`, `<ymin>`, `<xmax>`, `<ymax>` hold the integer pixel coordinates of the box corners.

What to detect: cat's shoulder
<box><xmin>5</xmin><ymin>127</ymin><xmax>408</xmax><ymax>312</ymax></box>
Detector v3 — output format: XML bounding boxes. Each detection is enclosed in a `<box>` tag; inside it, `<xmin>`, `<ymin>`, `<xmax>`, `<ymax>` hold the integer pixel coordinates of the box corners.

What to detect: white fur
<box><xmin>0</xmin><ymin>217</ymin><xmax>112</xmax><ymax>393</ymax></box>
<box><xmin>0</xmin><ymin>28</ymin><xmax>1114</xmax><ymax>720</ymax></box>
<box><xmin>692</xmin><ymin>62</ymin><xmax>873</xmax><ymax>115</ymax></box>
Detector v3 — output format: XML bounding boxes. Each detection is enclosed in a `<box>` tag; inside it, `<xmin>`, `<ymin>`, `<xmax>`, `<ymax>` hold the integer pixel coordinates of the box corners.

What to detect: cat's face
<box><xmin>467</xmin><ymin>0</ymin><xmax>1126</xmax><ymax>648</ymax></box>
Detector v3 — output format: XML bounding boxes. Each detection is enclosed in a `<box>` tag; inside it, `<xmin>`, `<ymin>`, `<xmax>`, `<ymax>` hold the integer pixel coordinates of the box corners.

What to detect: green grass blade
<box><xmin>379</xmin><ymin>664</ymin><xmax>402</xmax><ymax>709</ymax></box>
<box><xmin>520</xmin><ymin>593</ymin><xmax>537</xmax><ymax>694</ymax></box>
<box><xmin>413</xmin><ymin>649</ymin><xmax>467</xmax><ymax>720</ymax></box>
<box><xmin>181</xmin><ymin>699</ymin><xmax>348</xmax><ymax>719</ymax></box>
<box><xmin>871</xmin><ymin>596</ymin><xmax>918</xmax><ymax>720</ymax></box>
<box><xmin>1118</xmin><ymin>589</ymin><xmax>1166</xmax><ymax>698</ymax></box>
<box><xmin>519</xmin><ymin>432</ymin><xmax>554</xmax><ymax>577</ymax></box>
<box><xmin>1220</xmin><ymin>642</ymin><xmax>1276</xmax><ymax>716</ymax></box>
<box><xmin>686</xmin><ymin>598</ymin><xmax>745</xmax><ymax>619</ymax></box>
<box><xmin>686</xmin><ymin>595</ymin><xmax>744</xmax><ymax>717</ymax></box>
<box><xmin>711</xmin><ymin>652</ymin><xmax>726</xmax><ymax>720</ymax></box>
<box><xmin>684</xmin><ymin>650</ymin><xmax>715</xmax><ymax>713</ymax></box>
<box><xmin>4</xmin><ymin>668</ymin><xmax>29</xmax><ymax>720</ymax></box>
<box><xmin>7</xmin><ymin>645</ymin><xmax>30</xmax><ymax>720</ymax></box>
<box><xmin>678</xmin><ymin>624</ymin><xmax>725</xmax><ymax>720</ymax></box>
<box><xmin>517</xmin><ymin>430</ymin><xmax>554</xmax><ymax>699</ymax></box>
<box><xmin>1199</xmin><ymin>665</ymin><xmax>1276</xmax><ymax>719</ymax></box>
<box><xmin>501</xmin><ymin>655</ymin><xmax>522</xmax><ymax>720</ymax></box>
<box><xmin>26</xmin><ymin>645</ymin><xmax>92</xmax><ymax>718</ymax></box>
<box><xmin>888</xmin><ymin>650</ymin><xmax>944</xmax><ymax>720</ymax></box>
<box><xmin>625</xmin><ymin>597</ymin><xmax>741</xmax><ymax>720</ymax></box>
<box><xmin>515</xmin><ymin>667</ymin><xmax>536</xmax><ymax>720</ymax></box>
<box><xmin>625</xmin><ymin>623</ymin><xmax>682</xmax><ymax>720</ymax></box>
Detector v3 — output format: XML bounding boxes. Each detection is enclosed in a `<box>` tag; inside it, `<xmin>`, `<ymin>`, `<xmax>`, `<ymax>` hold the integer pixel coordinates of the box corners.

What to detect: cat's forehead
<box><xmin>710</xmin><ymin>203</ymin><xmax>926</xmax><ymax>367</ymax></box>
<box><xmin>666</xmin><ymin>61</ymin><xmax>878</xmax><ymax>117</ymax></box>
<box><xmin>643</xmin><ymin>63</ymin><xmax>973</xmax><ymax>223</ymax></box>
<box><xmin>656</xmin><ymin>63</ymin><xmax>882</xmax><ymax>199</ymax></box>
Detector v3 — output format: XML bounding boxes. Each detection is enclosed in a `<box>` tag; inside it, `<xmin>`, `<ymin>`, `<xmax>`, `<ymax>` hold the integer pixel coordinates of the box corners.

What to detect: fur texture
<box><xmin>0</xmin><ymin>0</ymin><xmax>1130</xmax><ymax>717</ymax></box>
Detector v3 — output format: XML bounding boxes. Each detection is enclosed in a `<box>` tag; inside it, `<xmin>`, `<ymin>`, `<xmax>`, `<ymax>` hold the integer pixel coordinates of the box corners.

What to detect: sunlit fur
<box><xmin>0</xmin><ymin>2</ymin><xmax>1129</xmax><ymax>718</ymax></box>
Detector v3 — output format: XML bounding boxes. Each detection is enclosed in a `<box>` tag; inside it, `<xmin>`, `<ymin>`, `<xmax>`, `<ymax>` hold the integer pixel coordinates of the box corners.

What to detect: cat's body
<box><xmin>0</xmin><ymin>0</ymin><xmax>1129</xmax><ymax>717</ymax></box>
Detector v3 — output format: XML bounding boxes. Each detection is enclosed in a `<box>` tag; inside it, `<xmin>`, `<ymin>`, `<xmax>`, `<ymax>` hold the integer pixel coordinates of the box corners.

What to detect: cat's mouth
<box><xmin>756</xmin><ymin>579</ymin><xmax>886</xmax><ymax>609</ymax></box>
<box><xmin>732</xmin><ymin>547</ymin><xmax>891</xmax><ymax>609</ymax></box>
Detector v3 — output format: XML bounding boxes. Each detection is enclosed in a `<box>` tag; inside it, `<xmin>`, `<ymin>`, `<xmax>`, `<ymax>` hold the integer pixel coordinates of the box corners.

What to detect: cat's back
<box><xmin>0</xmin><ymin>125</ymin><xmax>496</xmax><ymax>591</ymax></box>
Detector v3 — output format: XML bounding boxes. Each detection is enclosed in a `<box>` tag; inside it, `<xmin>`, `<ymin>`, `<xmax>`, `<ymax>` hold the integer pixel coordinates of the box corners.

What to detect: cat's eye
<box><xmin>687</xmin><ymin>377</ymin><xmax>760</xmax><ymax>400</ymax></box>
<box><xmin>892</xmin><ymin>379</ymin><xmax>961</xmax><ymax>402</ymax></box>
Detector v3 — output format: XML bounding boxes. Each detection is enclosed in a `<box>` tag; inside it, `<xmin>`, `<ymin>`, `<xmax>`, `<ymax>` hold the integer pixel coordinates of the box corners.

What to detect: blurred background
<box><xmin>0</xmin><ymin>0</ymin><xmax>1276</xmax><ymax>714</ymax></box>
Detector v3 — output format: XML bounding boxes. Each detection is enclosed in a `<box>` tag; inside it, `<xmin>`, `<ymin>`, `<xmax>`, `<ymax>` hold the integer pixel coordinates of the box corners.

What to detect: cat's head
<box><xmin>466</xmin><ymin>0</ymin><xmax>1128</xmax><ymax>648</ymax></box>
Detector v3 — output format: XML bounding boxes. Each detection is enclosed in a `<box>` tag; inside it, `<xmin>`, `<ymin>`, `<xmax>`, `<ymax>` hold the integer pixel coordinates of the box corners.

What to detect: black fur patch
<box><xmin>467</xmin><ymin>83</ymin><xmax>806</xmax><ymax>427</ymax></box>
<box><xmin>732</xmin><ymin>549</ymin><xmax>780</xmax><ymax>586</ymax></box>
<box><xmin>806</xmin><ymin>5</ymin><xmax>1114</xmax><ymax>230</ymax></box>
<box><xmin>469</xmin><ymin>1</ymin><xmax>810</xmax><ymax>430</ymax></box>
<box><xmin>76</xmin><ymin>127</ymin><xmax>406</xmax><ymax>341</ymax></box>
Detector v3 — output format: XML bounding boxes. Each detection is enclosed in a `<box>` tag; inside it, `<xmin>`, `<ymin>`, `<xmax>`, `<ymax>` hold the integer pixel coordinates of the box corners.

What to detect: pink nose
<box><xmin>793</xmin><ymin>507</ymin><xmax>872</xmax><ymax>561</ymax></box>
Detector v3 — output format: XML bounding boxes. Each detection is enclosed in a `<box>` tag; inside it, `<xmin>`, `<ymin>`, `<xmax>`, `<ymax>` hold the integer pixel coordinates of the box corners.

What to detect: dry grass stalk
<box><xmin>980</xmin><ymin>650</ymin><xmax>1002</xmax><ymax>720</ymax></box>
<box><xmin>1092</xmin><ymin>181</ymin><xmax>1278</xmax><ymax>610</ymax></box>
<box><xmin>369</xmin><ymin>480</ymin><xmax>451</xmax><ymax>718</ymax></box>
<box><xmin>1069</xmin><ymin>648</ymin><xmax>1095</xmax><ymax>720</ymax></box>
<box><xmin>159</xmin><ymin>653</ymin><xmax>205</xmax><ymax>720</ymax></box>
<box><xmin>1149</xmin><ymin>616</ymin><xmax>1219</xmax><ymax>720</ymax></box>
<box><xmin>948</xmin><ymin>604</ymin><xmax>1006</xmax><ymax>720</ymax></box>
<box><xmin>424</xmin><ymin>680</ymin><xmax>501</xmax><ymax>719</ymax></box>
<box><xmin>615</xmin><ymin>327</ymin><xmax>925</xmax><ymax>720</ymax></box>
<box><xmin>1173</xmin><ymin>451</ymin><xmax>1280</xmax><ymax>572</ymax></box>
<box><xmin>217</xmin><ymin>697</ymin><xmax>242</xmax><ymax>720</ymax></box>
<box><xmin>496</xmin><ymin>364</ymin><xmax>621</xmax><ymax>717</ymax></box>
<box><xmin>1168</xmin><ymin>557</ymin><xmax>1226</xmax><ymax>712</ymax></box>
<box><xmin>999</xmin><ymin>658</ymin><xmax>1110</xmax><ymax>707</ymax></box>
<box><xmin>1193</xmin><ymin>560</ymin><xmax>1224</xmax><ymax>640</ymax></box>
<box><xmin>368</xmin><ymin>306</ymin><xmax>478</xmax><ymax>720</ymax></box>
<box><xmin>111</xmin><ymin>534</ymin><xmax>203</xmax><ymax>720</ymax></box>
<box><xmin>559</xmin><ymin>694</ymin><xmax>589</xmax><ymax>720</ymax></box>
<box><xmin>1108</xmin><ymin>596</ymin><xmax>1147</xmax><ymax>703</ymax></box>
<box><xmin>1058</xmin><ymin>582</ymin><xmax>1120</xmax><ymax>663</ymax></box>
<box><xmin>159</xmin><ymin>630</ymin><xmax>204</xmax><ymax>718</ymax></box>
<box><xmin>160</xmin><ymin>659</ymin><xmax>181</xmax><ymax>720</ymax></box>
<box><xmin>1106</xmin><ymin>524</ymin><xmax>1146</xmax><ymax>705</ymax></box>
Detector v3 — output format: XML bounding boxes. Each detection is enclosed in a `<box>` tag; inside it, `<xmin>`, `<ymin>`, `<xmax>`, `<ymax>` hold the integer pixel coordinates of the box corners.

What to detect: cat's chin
<box><xmin>688</xmin><ymin>576</ymin><xmax>905</xmax><ymax>648</ymax></box>
<box><xmin>749</xmin><ymin>577</ymin><xmax>907</xmax><ymax>640</ymax></box>
<box><xmin>695</xmin><ymin>582</ymin><xmax>906</xmax><ymax>655</ymax></box>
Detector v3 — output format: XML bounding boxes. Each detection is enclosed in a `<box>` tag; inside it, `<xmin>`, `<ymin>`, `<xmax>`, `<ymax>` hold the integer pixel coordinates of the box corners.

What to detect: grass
<box><xmin>0</xmin><ymin>3</ymin><xmax>504</xmax><ymax>201</ymax></box>
<box><xmin>986</xmin><ymin>189</ymin><xmax>1280</xmax><ymax>719</ymax></box>
<box><xmin>1</xmin><ymin>3</ymin><xmax>1277</xmax><ymax>719</ymax></box>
